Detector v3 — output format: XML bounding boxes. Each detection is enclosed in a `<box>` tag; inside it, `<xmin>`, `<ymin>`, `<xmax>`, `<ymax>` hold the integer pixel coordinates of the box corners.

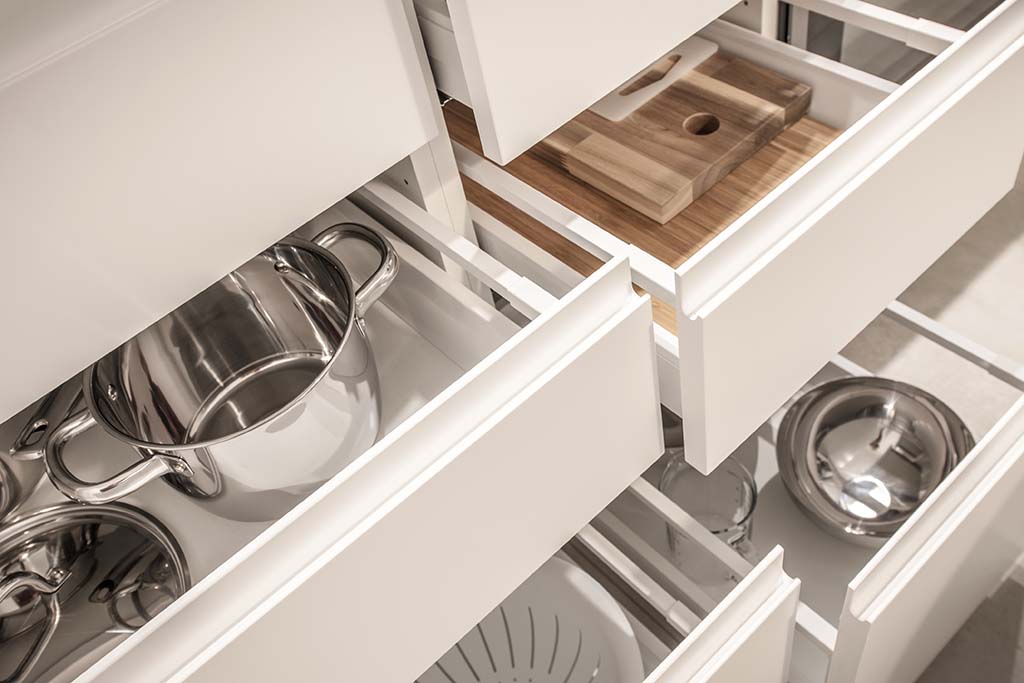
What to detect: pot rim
<box><xmin>80</xmin><ymin>236</ymin><xmax>361</xmax><ymax>453</ymax></box>
<box><xmin>0</xmin><ymin>502</ymin><xmax>191</xmax><ymax>590</ymax></box>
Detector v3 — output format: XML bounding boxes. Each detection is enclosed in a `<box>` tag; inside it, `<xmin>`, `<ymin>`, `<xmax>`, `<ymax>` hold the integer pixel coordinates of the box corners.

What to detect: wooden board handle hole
<box><xmin>684</xmin><ymin>113</ymin><xmax>720</xmax><ymax>136</ymax></box>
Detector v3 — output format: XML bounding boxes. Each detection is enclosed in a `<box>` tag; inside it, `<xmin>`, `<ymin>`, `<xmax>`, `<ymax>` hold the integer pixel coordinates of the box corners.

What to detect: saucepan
<box><xmin>2</xmin><ymin>385</ymin><xmax>83</xmax><ymax>523</ymax></box>
<box><xmin>18</xmin><ymin>223</ymin><xmax>397</xmax><ymax>522</ymax></box>
<box><xmin>0</xmin><ymin>503</ymin><xmax>190</xmax><ymax>683</ymax></box>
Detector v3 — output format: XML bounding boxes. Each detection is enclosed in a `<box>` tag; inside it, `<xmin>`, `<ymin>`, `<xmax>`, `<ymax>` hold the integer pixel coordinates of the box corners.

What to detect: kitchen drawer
<box><xmin>24</xmin><ymin>183</ymin><xmax>661</xmax><ymax>682</ymax></box>
<box><xmin>827</xmin><ymin>397</ymin><xmax>1024</xmax><ymax>683</ymax></box>
<box><xmin>417</xmin><ymin>485</ymin><xmax>801</xmax><ymax>683</ymax></box>
<box><xmin>414</xmin><ymin>0</ymin><xmax>739</xmax><ymax>163</ymax></box>
<box><xmin>444</xmin><ymin>0</ymin><xmax>1024</xmax><ymax>472</ymax></box>
<box><xmin>0</xmin><ymin>0</ymin><xmax>440</xmax><ymax>424</ymax></box>
<box><xmin>649</xmin><ymin>199</ymin><xmax>1024</xmax><ymax>683</ymax></box>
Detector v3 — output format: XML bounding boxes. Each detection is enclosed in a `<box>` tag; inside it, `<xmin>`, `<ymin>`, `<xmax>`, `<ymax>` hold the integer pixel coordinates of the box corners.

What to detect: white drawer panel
<box><xmin>826</xmin><ymin>397</ymin><xmax>1024</xmax><ymax>683</ymax></box>
<box><xmin>78</xmin><ymin>258</ymin><xmax>662</xmax><ymax>682</ymax></box>
<box><xmin>417</xmin><ymin>0</ymin><xmax>738</xmax><ymax>163</ymax></box>
<box><xmin>0</xmin><ymin>0</ymin><xmax>438</xmax><ymax>423</ymax></box>
<box><xmin>648</xmin><ymin>549</ymin><xmax>800</xmax><ymax>683</ymax></box>
<box><xmin>675</xmin><ymin>1</ymin><xmax>1024</xmax><ymax>470</ymax></box>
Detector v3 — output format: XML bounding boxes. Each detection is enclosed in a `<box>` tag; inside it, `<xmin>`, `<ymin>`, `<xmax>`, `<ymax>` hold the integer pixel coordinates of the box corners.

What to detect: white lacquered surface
<box><xmin>433</xmin><ymin>0</ymin><xmax>738</xmax><ymax>162</ymax></box>
<box><xmin>0</xmin><ymin>0</ymin><xmax>438</xmax><ymax>424</ymax></box>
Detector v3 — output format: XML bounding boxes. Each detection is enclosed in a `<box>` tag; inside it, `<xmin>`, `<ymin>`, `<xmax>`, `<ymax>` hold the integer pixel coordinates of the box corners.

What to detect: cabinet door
<box><xmin>0</xmin><ymin>0</ymin><xmax>438</xmax><ymax>422</ymax></box>
<box><xmin>432</xmin><ymin>0</ymin><xmax>737</xmax><ymax>163</ymax></box>
<box><xmin>76</xmin><ymin>258</ymin><xmax>664</xmax><ymax>683</ymax></box>
<box><xmin>827</xmin><ymin>397</ymin><xmax>1024</xmax><ymax>683</ymax></box>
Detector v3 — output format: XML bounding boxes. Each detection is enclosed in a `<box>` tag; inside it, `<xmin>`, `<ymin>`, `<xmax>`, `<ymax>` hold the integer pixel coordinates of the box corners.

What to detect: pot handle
<box><xmin>9</xmin><ymin>382</ymin><xmax>84</xmax><ymax>461</ymax></box>
<box><xmin>311</xmin><ymin>222</ymin><xmax>398</xmax><ymax>318</ymax></box>
<box><xmin>43</xmin><ymin>410</ymin><xmax>193</xmax><ymax>505</ymax></box>
<box><xmin>0</xmin><ymin>571</ymin><xmax>68</xmax><ymax>683</ymax></box>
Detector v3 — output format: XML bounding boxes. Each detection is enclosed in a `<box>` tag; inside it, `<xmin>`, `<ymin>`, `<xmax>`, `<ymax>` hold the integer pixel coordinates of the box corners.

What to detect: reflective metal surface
<box><xmin>0</xmin><ymin>458</ymin><xmax>42</xmax><ymax>528</ymax></box>
<box><xmin>777</xmin><ymin>377</ymin><xmax>974</xmax><ymax>546</ymax></box>
<box><xmin>31</xmin><ymin>223</ymin><xmax>397</xmax><ymax>522</ymax></box>
<box><xmin>1</xmin><ymin>384</ymin><xmax>83</xmax><ymax>524</ymax></box>
<box><xmin>0</xmin><ymin>504</ymin><xmax>189</xmax><ymax>683</ymax></box>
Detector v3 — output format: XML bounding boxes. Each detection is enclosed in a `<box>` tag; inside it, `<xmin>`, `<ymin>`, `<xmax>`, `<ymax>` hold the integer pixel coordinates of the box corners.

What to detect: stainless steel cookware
<box><xmin>2</xmin><ymin>384</ymin><xmax>84</xmax><ymax>523</ymax></box>
<box><xmin>777</xmin><ymin>377</ymin><xmax>974</xmax><ymax>546</ymax></box>
<box><xmin>23</xmin><ymin>223</ymin><xmax>397</xmax><ymax>522</ymax></box>
<box><xmin>0</xmin><ymin>503</ymin><xmax>189</xmax><ymax>683</ymax></box>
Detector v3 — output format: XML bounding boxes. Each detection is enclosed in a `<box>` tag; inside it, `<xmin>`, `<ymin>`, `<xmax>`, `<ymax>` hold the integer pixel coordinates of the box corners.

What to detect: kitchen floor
<box><xmin>841</xmin><ymin>163</ymin><xmax>1024</xmax><ymax>682</ymax></box>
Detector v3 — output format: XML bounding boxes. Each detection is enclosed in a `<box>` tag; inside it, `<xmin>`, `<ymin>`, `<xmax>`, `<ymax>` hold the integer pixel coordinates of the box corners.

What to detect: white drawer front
<box><xmin>0</xmin><ymin>0</ymin><xmax>438</xmax><ymax>423</ymax></box>
<box><xmin>676</xmin><ymin>2</ymin><xmax>1024</xmax><ymax>471</ymax></box>
<box><xmin>428</xmin><ymin>0</ymin><xmax>738</xmax><ymax>163</ymax></box>
<box><xmin>78</xmin><ymin>258</ymin><xmax>663</xmax><ymax>682</ymax></box>
<box><xmin>827</xmin><ymin>397</ymin><xmax>1024</xmax><ymax>683</ymax></box>
<box><xmin>649</xmin><ymin>549</ymin><xmax>800</xmax><ymax>683</ymax></box>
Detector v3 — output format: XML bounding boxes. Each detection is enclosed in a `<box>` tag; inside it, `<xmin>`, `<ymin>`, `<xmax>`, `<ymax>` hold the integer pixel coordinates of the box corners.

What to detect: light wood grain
<box><xmin>534</xmin><ymin>53</ymin><xmax>812</xmax><ymax>224</ymax></box>
<box><xmin>463</xmin><ymin>175</ymin><xmax>680</xmax><ymax>331</ymax></box>
<box><xmin>446</xmin><ymin>100</ymin><xmax>839</xmax><ymax>272</ymax></box>
<box><xmin>450</xmin><ymin>101</ymin><xmax>840</xmax><ymax>333</ymax></box>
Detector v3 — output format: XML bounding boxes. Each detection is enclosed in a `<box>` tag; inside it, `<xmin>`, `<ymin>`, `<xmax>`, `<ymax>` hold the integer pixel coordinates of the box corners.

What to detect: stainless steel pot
<box><xmin>2</xmin><ymin>385</ymin><xmax>84</xmax><ymax>523</ymax></box>
<box><xmin>777</xmin><ymin>377</ymin><xmax>974</xmax><ymax>546</ymax></box>
<box><xmin>0</xmin><ymin>503</ymin><xmax>189</xmax><ymax>683</ymax></box>
<box><xmin>25</xmin><ymin>223</ymin><xmax>397</xmax><ymax>522</ymax></box>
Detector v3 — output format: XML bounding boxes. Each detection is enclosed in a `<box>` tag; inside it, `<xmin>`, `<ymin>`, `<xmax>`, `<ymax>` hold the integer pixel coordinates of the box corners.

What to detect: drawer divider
<box><xmin>453</xmin><ymin>142</ymin><xmax>678</xmax><ymax>304</ymax></box>
<box><xmin>785</xmin><ymin>0</ymin><xmax>965</xmax><ymax>54</ymax></box>
<box><xmin>356</xmin><ymin>180</ymin><xmax>555</xmax><ymax>318</ymax></box>
<box><xmin>883</xmin><ymin>301</ymin><xmax>1024</xmax><ymax>390</ymax></box>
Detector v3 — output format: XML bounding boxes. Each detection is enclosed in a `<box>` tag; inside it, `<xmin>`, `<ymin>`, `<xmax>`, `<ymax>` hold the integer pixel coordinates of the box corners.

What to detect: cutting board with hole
<box><xmin>534</xmin><ymin>52</ymin><xmax>812</xmax><ymax>224</ymax></box>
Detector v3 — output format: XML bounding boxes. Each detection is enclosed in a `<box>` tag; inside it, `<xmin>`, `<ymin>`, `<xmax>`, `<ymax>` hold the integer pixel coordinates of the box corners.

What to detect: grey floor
<box><xmin>917</xmin><ymin>580</ymin><xmax>1024</xmax><ymax>682</ymax></box>
<box><xmin>843</xmin><ymin>165</ymin><xmax>1024</xmax><ymax>682</ymax></box>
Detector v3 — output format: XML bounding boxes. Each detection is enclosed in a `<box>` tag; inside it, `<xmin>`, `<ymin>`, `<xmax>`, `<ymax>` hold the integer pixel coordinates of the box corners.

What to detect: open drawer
<box><xmin>0</xmin><ymin>183</ymin><xmax>662</xmax><ymax>682</ymax></box>
<box><xmin>417</xmin><ymin>477</ymin><xmax>802</xmax><ymax>683</ymax></box>
<box><xmin>0</xmin><ymin>0</ymin><xmax>441</xmax><ymax>424</ymax></box>
<box><xmin>438</xmin><ymin>0</ymin><xmax>1024</xmax><ymax>472</ymax></box>
<box><xmin>648</xmin><ymin>195</ymin><xmax>1024</xmax><ymax>683</ymax></box>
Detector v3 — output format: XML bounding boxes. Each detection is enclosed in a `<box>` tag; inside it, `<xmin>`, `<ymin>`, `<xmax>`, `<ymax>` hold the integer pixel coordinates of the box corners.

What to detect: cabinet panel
<box><xmin>828</xmin><ymin>398</ymin><xmax>1024</xmax><ymax>683</ymax></box>
<box><xmin>649</xmin><ymin>549</ymin><xmax>800</xmax><ymax>683</ymax></box>
<box><xmin>0</xmin><ymin>0</ymin><xmax>438</xmax><ymax>422</ymax></box>
<box><xmin>434</xmin><ymin>0</ymin><xmax>738</xmax><ymax>163</ymax></box>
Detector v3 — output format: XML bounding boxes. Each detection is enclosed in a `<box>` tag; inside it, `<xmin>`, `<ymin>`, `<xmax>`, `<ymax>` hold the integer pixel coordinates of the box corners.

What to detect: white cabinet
<box><xmin>445</xmin><ymin>0</ymin><xmax>1024</xmax><ymax>472</ymax></box>
<box><xmin>3</xmin><ymin>1</ymin><xmax>1024</xmax><ymax>682</ymax></box>
<box><xmin>0</xmin><ymin>0</ymin><xmax>440</xmax><ymax>423</ymax></box>
<box><xmin>415</xmin><ymin>0</ymin><xmax>739</xmax><ymax>163</ymax></box>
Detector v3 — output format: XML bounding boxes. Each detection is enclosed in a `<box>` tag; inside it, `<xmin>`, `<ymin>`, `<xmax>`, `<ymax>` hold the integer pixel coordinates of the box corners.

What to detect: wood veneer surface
<box><xmin>446</xmin><ymin>100</ymin><xmax>840</xmax><ymax>271</ymax></box>
<box><xmin>535</xmin><ymin>53</ymin><xmax>812</xmax><ymax>224</ymax></box>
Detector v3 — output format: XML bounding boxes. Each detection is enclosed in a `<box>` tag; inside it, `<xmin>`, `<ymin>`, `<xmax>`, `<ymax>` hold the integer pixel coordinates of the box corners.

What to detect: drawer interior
<box><xmin>656</xmin><ymin>187</ymin><xmax>1022</xmax><ymax>681</ymax></box>
<box><xmin>415</xmin><ymin>466</ymin><xmax>799</xmax><ymax>683</ymax></box>
<box><xmin>459</xmin><ymin>154</ymin><xmax>1024</xmax><ymax>683</ymax></box>
<box><xmin>787</xmin><ymin>0</ymin><xmax>1004</xmax><ymax>84</ymax></box>
<box><xmin>443</xmin><ymin>0</ymin><xmax>1012</xmax><ymax>324</ymax></box>
<box><xmin>0</xmin><ymin>180</ymin><xmax>664</xmax><ymax>683</ymax></box>
<box><xmin>0</xmin><ymin>198</ymin><xmax>520</xmax><ymax>584</ymax></box>
<box><xmin>733</xmin><ymin>187</ymin><xmax>1023</xmax><ymax>608</ymax></box>
<box><xmin>445</xmin><ymin>12</ymin><xmax>943</xmax><ymax>331</ymax></box>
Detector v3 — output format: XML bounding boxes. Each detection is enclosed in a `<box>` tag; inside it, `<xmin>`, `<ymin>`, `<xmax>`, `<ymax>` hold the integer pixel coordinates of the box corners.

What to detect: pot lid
<box><xmin>0</xmin><ymin>503</ymin><xmax>190</xmax><ymax>682</ymax></box>
<box><xmin>777</xmin><ymin>377</ymin><xmax>974</xmax><ymax>545</ymax></box>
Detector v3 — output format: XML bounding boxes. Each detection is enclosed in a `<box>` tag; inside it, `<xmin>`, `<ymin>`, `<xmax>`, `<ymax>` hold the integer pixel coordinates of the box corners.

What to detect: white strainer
<box><xmin>419</xmin><ymin>557</ymin><xmax>643</xmax><ymax>683</ymax></box>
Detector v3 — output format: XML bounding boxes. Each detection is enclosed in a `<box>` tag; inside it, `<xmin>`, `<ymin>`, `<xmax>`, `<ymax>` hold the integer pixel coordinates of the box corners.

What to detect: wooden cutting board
<box><xmin>534</xmin><ymin>52</ymin><xmax>812</xmax><ymax>224</ymax></box>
